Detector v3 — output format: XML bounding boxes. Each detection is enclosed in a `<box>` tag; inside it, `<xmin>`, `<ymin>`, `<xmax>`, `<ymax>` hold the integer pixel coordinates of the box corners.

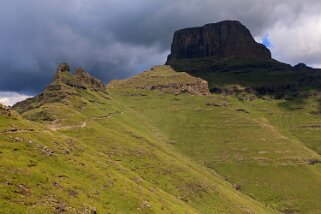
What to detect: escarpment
<box><xmin>166</xmin><ymin>20</ymin><xmax>271</xmax><ymax>63</ymax></box>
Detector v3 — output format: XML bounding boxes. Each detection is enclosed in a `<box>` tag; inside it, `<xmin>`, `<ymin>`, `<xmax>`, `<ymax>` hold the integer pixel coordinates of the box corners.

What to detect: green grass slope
<box><xmin>109</xmin><ymin>65</ymin><xmax>321</xmax><ymax>213</ymax></box>
<box><xmin>1</xmin><ymin>70</ymin><xmax>275</xmax><ymax>213</ymax></box>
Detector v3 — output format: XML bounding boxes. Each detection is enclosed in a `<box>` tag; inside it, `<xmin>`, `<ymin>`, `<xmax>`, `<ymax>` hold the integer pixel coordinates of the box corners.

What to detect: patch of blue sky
<box><xmin>262</xmin><ymin>35</ymin><xmax>271</xmax><ymax>48</ymax></box>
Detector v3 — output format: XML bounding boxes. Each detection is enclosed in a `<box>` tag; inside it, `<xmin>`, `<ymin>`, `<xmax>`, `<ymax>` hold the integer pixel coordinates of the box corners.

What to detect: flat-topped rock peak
<box><xmin>166</xmin><ymin>20</ymin><xmax>271</xmax><ymax>63</ymax></box>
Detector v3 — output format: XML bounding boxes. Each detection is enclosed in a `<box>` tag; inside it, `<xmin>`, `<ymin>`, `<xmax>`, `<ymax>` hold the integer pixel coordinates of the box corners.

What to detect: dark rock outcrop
<box><xmin>0</xmin><ymin>104</ymin><xmax>13</xmax><ymax>117</ymax></box>
<box><xmin>75</xmin><ymin>68</ymin><xmax>106</xmax><ymax>91</ymax></box>
<box><xmin>166</xmin><ymin>20</ymin><xmax>271</xmax><ymax>63</ymax></box>
<box><xmin>148</xmin><ymin>79</ymin><xmax>210</xmax><ymax>96</ymax></box>
<box><xmin>57</xmin><ymin>63</ymin><xmax>70</xmax><ymax>72</ymax></box>
<box><xmin>55</xmin><ymin>63</ymin><xmax>71</xmax><ymax>81</ymax></box>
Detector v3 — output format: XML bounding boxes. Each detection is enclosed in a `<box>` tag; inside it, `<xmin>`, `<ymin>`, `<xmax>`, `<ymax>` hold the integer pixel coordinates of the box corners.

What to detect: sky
<box><xmin>1</xmin><ymin>0</ymin><xmax>321</xmax><ymax>105</ymax></box>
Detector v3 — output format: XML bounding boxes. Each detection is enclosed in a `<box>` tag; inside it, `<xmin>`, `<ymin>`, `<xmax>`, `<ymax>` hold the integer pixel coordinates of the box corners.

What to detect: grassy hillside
<box><xmin>1</xmin><ymin>69</ymin><xmax>275</xmax><ymax>213</ymax></box>
<box><xmin>3</xmin><ymin>64</ymin><xmax>321</xmax><ymax>213</ymax></box>
<box><xmin>109</xmin><ymin>66</ymin><xmax>321</xmax><ymax>213</ymax></box>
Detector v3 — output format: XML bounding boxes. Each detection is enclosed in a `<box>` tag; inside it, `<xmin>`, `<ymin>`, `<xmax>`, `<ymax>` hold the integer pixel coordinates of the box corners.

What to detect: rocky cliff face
<box><xmin>166</xmin><ymin>20</ymin><xmax>271</xmax><ymax>63</ymax></box>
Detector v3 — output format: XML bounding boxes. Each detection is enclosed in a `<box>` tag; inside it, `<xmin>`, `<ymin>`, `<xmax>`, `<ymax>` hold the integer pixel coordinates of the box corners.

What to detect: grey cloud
<box><xmin>0</xmin><ymin>0</ymin><xmax>321</xmax><ymax>95</ymax></box>
<box><xmin>0</xmin><ymin>91</ymin><xmax>31</xmax><ymax>106</ymax></box>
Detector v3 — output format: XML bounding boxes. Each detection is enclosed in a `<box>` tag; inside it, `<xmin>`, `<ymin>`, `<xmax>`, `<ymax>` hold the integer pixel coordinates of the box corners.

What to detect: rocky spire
<box><xmin>166</xmin><ymin>20</ymin><xmax>271</xmax><ymax>63</ymax></box>
<box><xmin>54</xmin><ymin>63</ymin><xmax>71</xmax><ymax>81</ymax></box>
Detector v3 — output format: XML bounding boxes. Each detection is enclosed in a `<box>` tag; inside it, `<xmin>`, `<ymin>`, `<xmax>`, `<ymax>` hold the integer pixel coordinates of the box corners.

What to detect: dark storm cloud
<box><xmin>1</xmin><ymin>0</ymin><xmax>321</xmax><ymax>98</ymax></box>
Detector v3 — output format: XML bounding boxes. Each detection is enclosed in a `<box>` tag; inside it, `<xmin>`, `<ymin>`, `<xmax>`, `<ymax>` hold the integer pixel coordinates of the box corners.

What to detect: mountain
<box><xmin>2</xmin><ymin>20</ymin><xmax>321</xmax><ymax>213</ymax></box>
<box><xmin>166</xmin><ymin>20</ymin><xmax>321</xmax><ymax>100</ymax></box>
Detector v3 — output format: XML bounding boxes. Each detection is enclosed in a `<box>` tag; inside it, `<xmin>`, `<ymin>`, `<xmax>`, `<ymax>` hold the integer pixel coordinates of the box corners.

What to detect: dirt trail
<box><xmin>49</xmin><ymin>121</ymin><xmax>87</xmax><ymax>131</ymax></box>
<box><xmin>49</xmin><ymin>111</ymin><xmax>124</xmax><ymax>131</ymax></box>
<box><xmin>2</xmin><ymin>111</ymin><xmax>124</xmax><ymax>132</ymax></box>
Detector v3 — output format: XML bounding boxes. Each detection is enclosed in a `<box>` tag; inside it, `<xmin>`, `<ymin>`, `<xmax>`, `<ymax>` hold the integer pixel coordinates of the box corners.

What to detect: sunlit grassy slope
<box><xmin>1</xmin><ymin>69</ymin><xmax>276</xmax><ymax>213</ymax></box>
<box><xmin>109</xmin><ymin>66</ymin><xmax>321</xmax><ymax>213</ymax></box>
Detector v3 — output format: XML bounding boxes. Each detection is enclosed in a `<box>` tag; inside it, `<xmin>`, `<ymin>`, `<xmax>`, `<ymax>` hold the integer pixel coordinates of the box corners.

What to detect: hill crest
<box><xmin>108</xmin><ymin>65</ymin><xmax>210</xmax><ymax>96</ymax></box>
